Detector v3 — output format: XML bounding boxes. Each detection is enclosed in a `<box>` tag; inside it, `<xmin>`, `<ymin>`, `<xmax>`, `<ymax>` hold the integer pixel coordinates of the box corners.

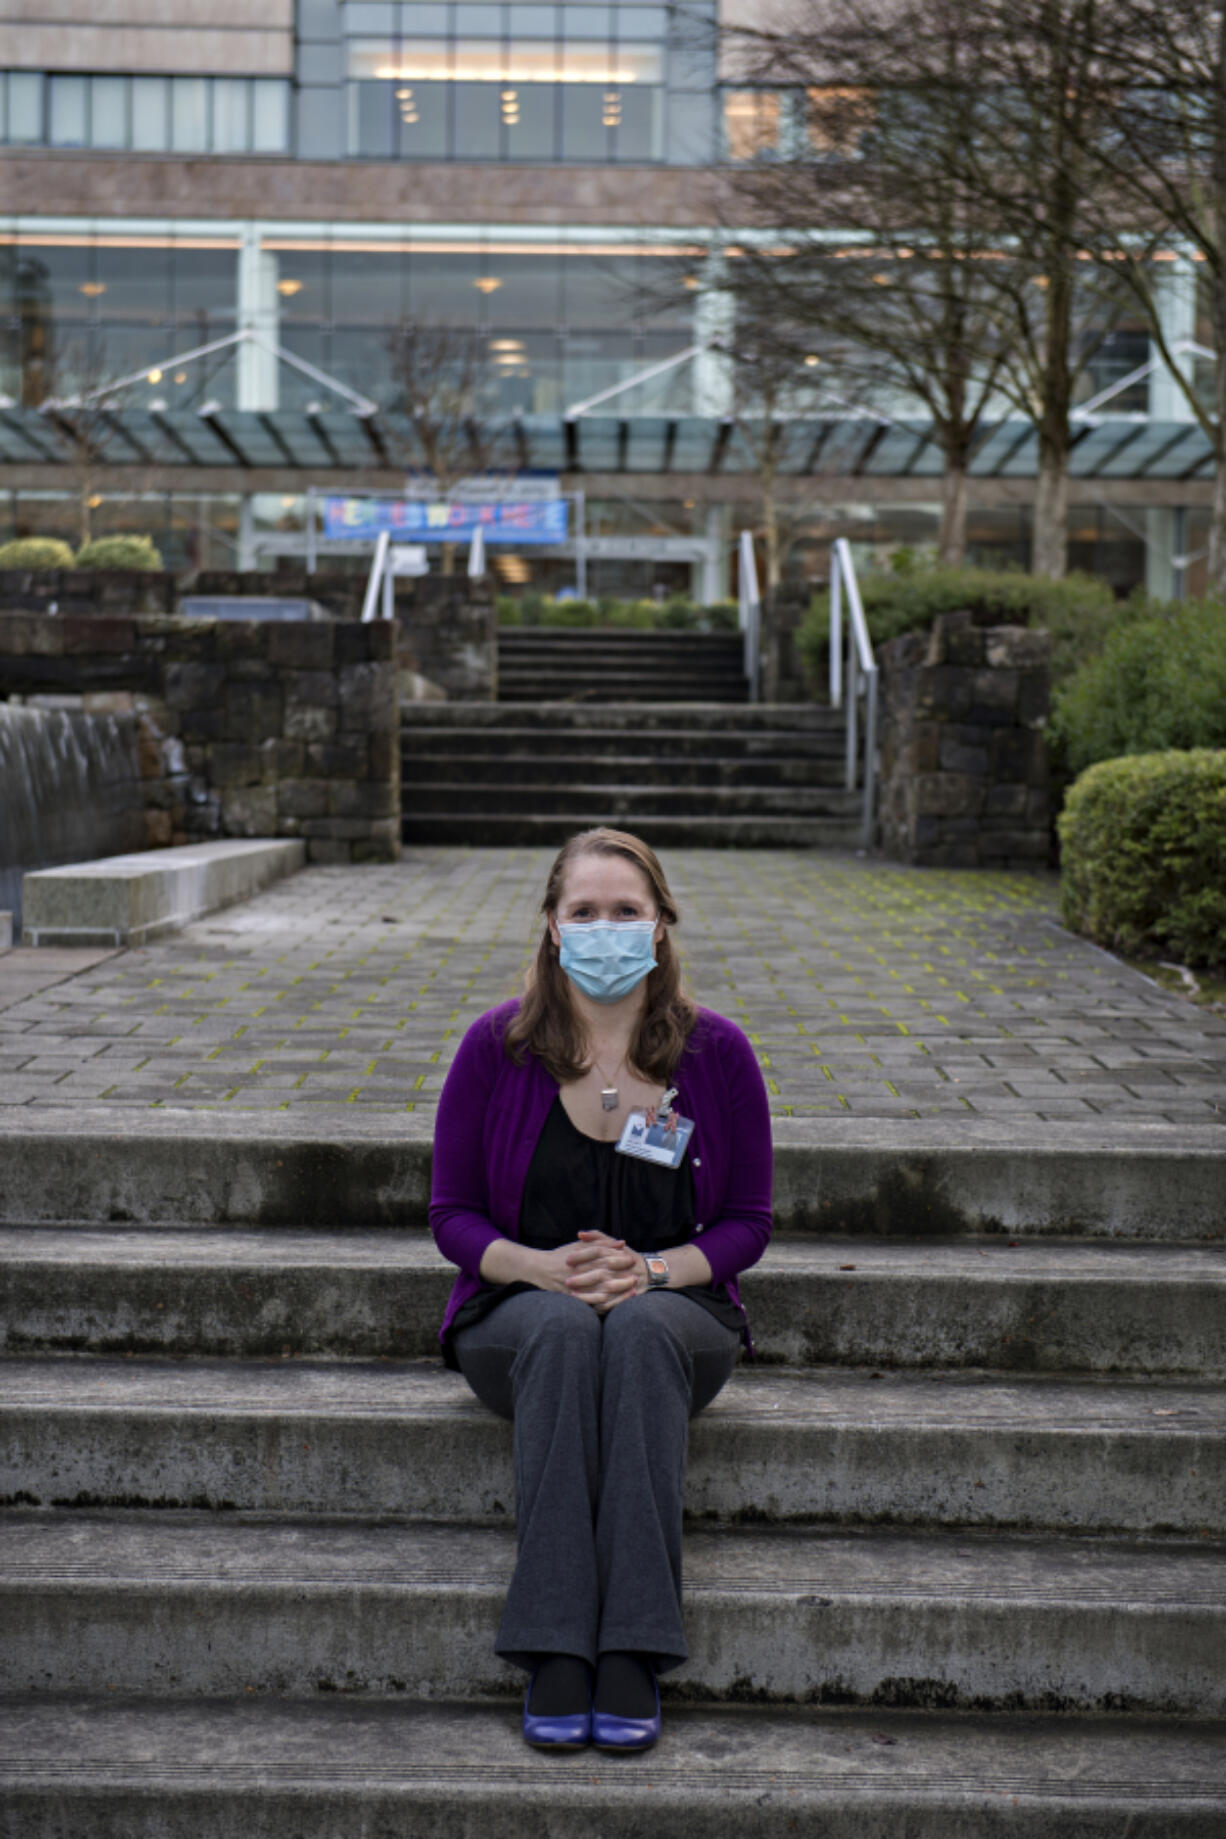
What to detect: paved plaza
<box><xmin>0</xmin><ymin>847</ymin><xmax>1224</xmax><ymax>1130</ymax></box>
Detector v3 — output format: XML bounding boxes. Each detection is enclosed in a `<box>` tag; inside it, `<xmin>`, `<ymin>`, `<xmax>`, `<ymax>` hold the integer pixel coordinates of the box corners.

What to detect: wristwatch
<box><xmin>643</xmin><ymin>1254</ymin><xmax>670</xmax><ymax>1289</ymax></box>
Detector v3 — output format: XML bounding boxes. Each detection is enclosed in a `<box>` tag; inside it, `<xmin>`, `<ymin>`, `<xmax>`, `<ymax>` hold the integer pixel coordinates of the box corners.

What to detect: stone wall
<box><xmin>0</xmin><ymin>569</ymin><xmax>175</xmax><ymax>617</ymax></box>
<box><xmin>0</xmin><ymin>615</ymin><xmax>399</xmax><ymax>865</ymax></box>
<box><xmin>878</xmin><ymin>611</ymin><xmax>1050</xmax><ymax>869</ymax></box>
<box><xmin>189</xmin><ymin>570</ymin><xmax>497</xmax><ymax>699</ymax></box>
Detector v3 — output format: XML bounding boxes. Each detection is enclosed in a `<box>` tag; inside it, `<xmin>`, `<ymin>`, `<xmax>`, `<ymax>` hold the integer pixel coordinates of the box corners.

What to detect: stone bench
<box><xmin>21</xmin><ymin>839</ymin><xmax>304</xmax><ymax>948</ymax></box>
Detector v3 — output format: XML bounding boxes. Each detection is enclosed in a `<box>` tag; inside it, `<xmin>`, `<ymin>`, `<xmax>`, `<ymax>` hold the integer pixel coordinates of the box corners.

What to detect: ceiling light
<box><xmin>682</xmin><ymin>274</ymin><xmax>700</xmax><ymax>289</ymax></box>
<box><xmin>490</xmin><ymin>339</ymin><xmax>524</xmax><ymax>350</ymax></box>
<box><xmin>146</xmin><ymin>368</ymin><xmax>163</xmax><ymax>384</ymax></box>
<box><xmin>277</xmin><ymin>278</ymin><xmax>303</xmax><ymax>297</ymax></box>
<box><xmin>804</xmin><ymin>354</ymin><xmax>820</xmax><ymax>366</ymax></box>
<box><xmin>473</xmin><ymin>276</ymin><xmax>502</xmax><ymax>293</ymax></box>
<box><xmin>174</xmin><ymin>371</ymin><xmax>188</xmax><ymax>384</ymax></box>
<box><xmin>79</xmin><ymin>281</ymin><xmax>106</xmax><ymax>297</ymax></box>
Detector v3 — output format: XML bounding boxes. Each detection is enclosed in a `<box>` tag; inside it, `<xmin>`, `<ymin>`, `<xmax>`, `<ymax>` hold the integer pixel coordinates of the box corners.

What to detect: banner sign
<box><xmin>323</xmin><ymin>496</ymin><xmax>568</xmax><ymax>545</ymax></box>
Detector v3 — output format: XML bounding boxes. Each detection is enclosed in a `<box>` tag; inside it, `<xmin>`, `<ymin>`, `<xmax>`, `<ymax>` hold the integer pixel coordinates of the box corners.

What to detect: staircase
<box><xmin>402</xmin><ymin>702</ymin><xmax>863</xmax><ymax>847</ymax></box>
<box><xmin>497</xmin><ymin>625</ymin><xmax>749</xmax><ymax>703</ymax></box>
<box><xmin>1</xmin><ymin>1161</ymin><xmax>1224</xmax><ymax>1831</ymax></box>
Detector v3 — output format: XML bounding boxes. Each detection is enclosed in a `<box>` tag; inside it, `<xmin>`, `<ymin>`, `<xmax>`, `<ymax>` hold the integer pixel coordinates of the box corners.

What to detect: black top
<box><xmin>444</xmin><ymin>1095</ymin><xmax>743</xmax><ymax>1361</ymax></box>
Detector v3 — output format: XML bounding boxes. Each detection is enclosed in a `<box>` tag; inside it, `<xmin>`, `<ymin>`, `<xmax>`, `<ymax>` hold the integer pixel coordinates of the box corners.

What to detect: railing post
<box><xmin>738</xmin><ymin>529</ymin><xmax>761</xmax><ymax>703</ymax></box>
<box><xmin>861</xmin><ymin>666</ymin><xmax>879</xmax><ymax>849</ymax></box>
<box><xmin>845</xmin><ymin>636</ymin><xmax>859</xmax><ymax>791</ymax></box>
<box><xmin>361</xmin><ymin>529</ymin><xmax>389</xmax><ymax>623</ymax></box>
<box><xmin>829</xmin><ymin>555</ymin><xmax>842</xmax><ymax>710</ymax></box>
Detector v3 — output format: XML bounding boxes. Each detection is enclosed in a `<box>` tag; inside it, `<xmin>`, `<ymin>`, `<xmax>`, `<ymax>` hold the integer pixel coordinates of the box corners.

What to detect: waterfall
<box><xmin>0</xmin><ymin>704</ymin><xmax>145</xmax><ymax>933</ymax></box>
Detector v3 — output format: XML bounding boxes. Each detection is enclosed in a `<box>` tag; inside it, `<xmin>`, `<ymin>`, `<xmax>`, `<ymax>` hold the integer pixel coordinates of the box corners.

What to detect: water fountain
<box><xmin>0</xmin><ymin>704</ymin><xmax>144</xmax><ymax>934</ymax></box>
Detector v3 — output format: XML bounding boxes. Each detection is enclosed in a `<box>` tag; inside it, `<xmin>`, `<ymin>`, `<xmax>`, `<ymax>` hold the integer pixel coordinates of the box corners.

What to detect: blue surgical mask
<box><xmin>558</xmin><ymin>920</ymin><xmax>658</xmax><ymax>1004</ymax></box>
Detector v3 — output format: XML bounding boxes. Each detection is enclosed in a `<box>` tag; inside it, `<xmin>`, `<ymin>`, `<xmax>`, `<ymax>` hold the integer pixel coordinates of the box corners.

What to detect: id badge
<box><xmin>615</xmin><ymin>1108</ymin><xmax>695</xmax><ymax>1170</ymax></box>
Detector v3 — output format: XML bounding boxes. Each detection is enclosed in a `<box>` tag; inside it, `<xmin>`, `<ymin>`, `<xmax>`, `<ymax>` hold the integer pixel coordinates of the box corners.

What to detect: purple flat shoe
<box><xmin>522</xmin><ymin>1668</ymin><xmax>591</xmax><ymax>1750</ymax></box>
<box><xmin>592</xmin><ymin>1675</ymin><xmax>660</xmax><ymax>1752</ymax></box>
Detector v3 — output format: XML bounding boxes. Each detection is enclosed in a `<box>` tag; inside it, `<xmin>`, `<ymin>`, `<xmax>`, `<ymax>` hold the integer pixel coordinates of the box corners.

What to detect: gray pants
<box><xmin>453</xmin><ymin>1287</ymin><xmax>740</xmax><ymax>1674</ymax></box>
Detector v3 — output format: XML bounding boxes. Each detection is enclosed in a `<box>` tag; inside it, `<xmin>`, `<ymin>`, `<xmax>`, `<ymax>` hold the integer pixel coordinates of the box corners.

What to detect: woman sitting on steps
<box><xmin>429</xmin><ymin>826</ymin><xmax>773</xmax><ymax>1752</ymax></box>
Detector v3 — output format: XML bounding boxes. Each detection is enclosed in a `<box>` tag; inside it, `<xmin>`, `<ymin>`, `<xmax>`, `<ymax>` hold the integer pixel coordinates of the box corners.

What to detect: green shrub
<box><xmin>74</xmin><ymin>534</ymin><xmax>163</xmax><ymax>571</ymax></box>
<box><xmin>798</xmin><ymin>565</ymin><xmax>1119</xmax><ymax>694</ymax></box>
<box><xmin>1058</xmin><ymin>750</ymin><xmax>1226</xmax><ymax>971</ymax></box>
<box><xmin>0</xmin><ymin>537</ymin><xmax>75</xmax><ymax>570</ymax></box>
<box><xmin>1051</xmin><ymin>599</ymin><xmax>1226</xmax><ymax>778</ymax></box>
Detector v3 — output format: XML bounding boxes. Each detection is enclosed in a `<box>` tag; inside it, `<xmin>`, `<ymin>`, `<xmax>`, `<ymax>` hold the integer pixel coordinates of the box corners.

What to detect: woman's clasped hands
<box><xmin>537</xmin><ymin>1229</ymin><xmax>643</xmax><ymax>1314</ymax></box>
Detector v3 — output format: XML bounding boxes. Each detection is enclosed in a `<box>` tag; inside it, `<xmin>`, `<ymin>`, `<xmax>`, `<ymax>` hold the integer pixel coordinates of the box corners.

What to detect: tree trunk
<box><xmin>1211</xmin><ymin>18</ymin><xmax>1226</xmax><ymax>595</ymax></box>
<box><xmin>1032</xmin><ymin>446</ymin><xmax>1068</xmax><ymax>579</ymax></box>
<box><xmin>1209</xmin><ymin>430</ymin><xmax>1226</xmax><ymax>597</ymax></box>
<box><xmin>938</xmin><ymin>461</ymin><xmax>968</xmax><ymax>566</ymax></box>
<box><xmin>762</xmin><ymin>464</ymin><xmax>782</xmax><ymax>589</ymax></box>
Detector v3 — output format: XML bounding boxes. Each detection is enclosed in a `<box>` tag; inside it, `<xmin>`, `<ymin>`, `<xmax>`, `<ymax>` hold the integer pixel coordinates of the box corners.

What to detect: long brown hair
<box><xmin>504</xmin><ymin>828</ymin><xmax>696</xmax><ymax>1084</ymax></box>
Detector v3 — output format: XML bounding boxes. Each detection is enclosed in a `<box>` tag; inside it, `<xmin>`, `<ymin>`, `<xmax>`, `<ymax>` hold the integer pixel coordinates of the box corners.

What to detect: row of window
<box><xmin>332</xmin><ymin>4</ymin><xmax>677</xmax><ymax>42</ymax></box>
<box><xmin>0</xmin><ymin>72</ymin><xmax>290</xmax><ymax>154</ymax></box>
<box><xmin>348</xmin><ymin>78</ymin><xmax>671</xmax><ymax>160</ymax></box>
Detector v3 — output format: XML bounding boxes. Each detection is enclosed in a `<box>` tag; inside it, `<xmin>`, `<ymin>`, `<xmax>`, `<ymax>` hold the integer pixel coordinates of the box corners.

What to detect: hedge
<box><xmin>1050</xmin><ymin>599</ymin><xmax>1226</xmax><ymax>778</ymax></box>
<box><xmin>0</xmin><ymin>537</ymin><xmax>76</xmax><ymax>570</ymax></box>
<box><xmin>74</xmin><ymin>534</ymin><xmax>163</xmax><ymax>571</ymax></box>
<box><xmin>1058</xmin><ymin>750</ymin><xmax>1226</xmax><ymax>971</ymax></box>
<box><xmin>797</xmin><ymin>565</ymin><xmax>1118</xmax><ymax>692</ymax></box>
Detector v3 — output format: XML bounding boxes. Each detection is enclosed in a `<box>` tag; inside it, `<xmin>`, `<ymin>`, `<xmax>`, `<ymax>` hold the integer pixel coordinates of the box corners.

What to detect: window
<box><xmin>252</xmin><ymin>79</ymin><xmax>289</xmax><ymax>151</ymax></box>
<box><xmin>171</xmin><ymin>77</ymin><xmax>209</xmax><ymax>152</ymax></box>
<box><xmin>723</xmin><ymin>90</ymin><xmax>780</xmax><ymax>161</ymax></box>
<box><xmin>806</xmin><ymin>86</ymin><xmax>871</xmax><ymax>158</ymax></box>
<box><xmin>131</xmin><ymin>76</ymin><xmax>168</xmax><ymax>150</ymax></box>
<box><xmin>90</xmin><ymin>76</ymin><xmax>128</xmax><ymax>149</ymax></box>
<box><xmin>49</xmin><ymin>75</ymin><xmax>88</xmax><ymax>146</ymax></box>
<box><xmin>455</xmin><ymin>82</ymin><xmax>501</xmax><ymax>157</ymax></box>
<box><xmin>214</xmin><ymin>78</ymin><xmax>250</xmax><ymax>153</ymax></box>
<box><xmin>396</xmin><ymin>81</ymin><xmax>448</xmax><ymax>155</ymax></box>
<box><xmin>7</xmin><ymin>72</ymin><xmax>42</xmax><ymax>143</ymax></box>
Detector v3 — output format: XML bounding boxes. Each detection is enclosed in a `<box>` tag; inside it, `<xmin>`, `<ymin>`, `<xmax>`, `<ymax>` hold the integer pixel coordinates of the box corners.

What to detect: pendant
<box><xmin>601</xmin><ymin>1086</ymin><xmax>620</xmax><ymax>1112</ymax></box>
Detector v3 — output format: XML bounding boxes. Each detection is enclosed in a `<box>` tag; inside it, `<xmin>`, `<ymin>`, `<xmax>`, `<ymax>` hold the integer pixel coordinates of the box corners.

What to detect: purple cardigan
<box><xmin>429</xmin><ymin>1000</ymin><xmax>774</xmax><ymax>1347</ymax></box>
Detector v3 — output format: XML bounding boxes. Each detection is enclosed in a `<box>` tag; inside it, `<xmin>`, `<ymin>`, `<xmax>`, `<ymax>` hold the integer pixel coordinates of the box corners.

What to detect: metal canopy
<box><xmin>0</xmin><ymin>409</ymin><xmax>1215</xmax><ymax>481</ymax></box>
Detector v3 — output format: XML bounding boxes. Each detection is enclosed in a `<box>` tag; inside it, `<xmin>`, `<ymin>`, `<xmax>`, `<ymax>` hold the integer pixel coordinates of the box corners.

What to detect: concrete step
<box><xmin>499</xmin><ymin>629</ymin><xmax>743</xmax><ymax>648</ymax></box>
<box><xmin>400</xmin><ymin>752</ymin><xmax>848</xmax><ymax>789</ymax></box>
<box><xmin>4</xmin><ymin>1356</ymin><xmax>1221</xmax><ymax>1533</ymax></box>
<box><xmin>1</xmin><ymin>1112</ymin><xmax>1222</xmax><ymax>1240</ymax></box>
<box><xmin>400</xmin><ymin>813</ymin><xmax>863</xmax><ymax>847</ymax></box>
<box><xmin>402</xmin><ymin>700</ymin><xmax>842</xmax><ymax>732</ymax></box>
<box><xmin>4</xmin><ymin>1232</ymin><xmax>1223</xmax><ymax>1378</ymax></box>
<box><xmin>2</xmin><ymin>1698</ymin><xmax>1223</xmax><ymax>1837</ymax></box>
<box><xmin>402</xmin><ymin>783</ymin><xmax>861</xmax><ymax>819</ymax></box>
<box><xmin>497</xmin><ymin>681</ymin><xmax>750</xmax><ymax>703</ymax></box>
<box><xmin>400</xmin><ymin>725</ymin><xmax>846</xmax><ymax>759</ymax></box>
<box><xmin>3</xmin><ymin>1511</ymin><xmax>1221</xmax><ymax>1713</ymax></box>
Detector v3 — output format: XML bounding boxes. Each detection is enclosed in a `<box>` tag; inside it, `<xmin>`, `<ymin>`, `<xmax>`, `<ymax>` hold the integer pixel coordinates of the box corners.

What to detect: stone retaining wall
<box><xmin>0</xmin><ymin>615</ymin><xmax>399</xmax><ymax>865</ymax></box>
<box><xmin>0</xmin><ymin>569</ymin><xmax>175</xmax><ymax>617</ymax></box>
<box><xmin>878</xmin><ymin>611</ymin><xmax>1050</xmax><ymax>869</ymax></box>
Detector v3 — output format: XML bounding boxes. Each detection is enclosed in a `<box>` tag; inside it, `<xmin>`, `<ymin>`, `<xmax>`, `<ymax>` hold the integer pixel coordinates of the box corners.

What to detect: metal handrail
<box><xmin>828</xmin><ymin>536</ymin><xmax>879</xmax><ymax>850</ymax></box>
<box><xmin>737</xmin><ymin>529</ymin><xmax>761</xmax><ymax>703</ymax></box>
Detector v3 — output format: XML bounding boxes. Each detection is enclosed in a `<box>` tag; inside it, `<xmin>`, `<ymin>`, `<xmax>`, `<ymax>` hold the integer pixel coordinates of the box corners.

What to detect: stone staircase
<box><xmin>1</xmin><ymin>1152</ymin><xmax>1224</xmax><ymax>1832</ymax></box>
<box><xmin>497</xmin><ymin>625</ymin><xmax>749</xmax><ymax>703</ymax></box>
<box><xmin>401</xmin><ymin>702</ymin><xmax>863</xmax><ymax>848</ymax></box>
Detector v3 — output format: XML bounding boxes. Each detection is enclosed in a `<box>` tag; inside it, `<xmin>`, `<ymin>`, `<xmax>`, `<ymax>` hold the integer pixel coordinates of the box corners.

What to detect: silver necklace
<box><xmin>590</xmin><ymin>1048</ymin><xmax>627</xmax><ymax>1112</ymax></box>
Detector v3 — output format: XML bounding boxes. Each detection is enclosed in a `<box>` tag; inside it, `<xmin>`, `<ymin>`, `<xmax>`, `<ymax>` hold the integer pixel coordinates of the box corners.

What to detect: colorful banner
<box><xmin>323</xmin><ymin>496</ymin><xmax>568</xmax><ymax>545</ymax></box>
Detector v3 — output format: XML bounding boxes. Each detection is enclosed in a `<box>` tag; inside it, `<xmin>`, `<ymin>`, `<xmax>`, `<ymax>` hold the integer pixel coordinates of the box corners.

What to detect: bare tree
<box><xmin>38</xmin><ymin>333</ymin><xmax>123</xmax><ymax>548</ymax></box>
<box><xmin>1061</xmin><ymin>1</ymin><xmax>1226</xmax><ymax>589</ymax></box>
<box><xmin>722</xmin><ymin>10</ymin><xmax>1017</xmax><ymax>566</ymax></box>
<box><xmin>723</xmin><ymin>0</ymin><xmax>1127</xmax><ymax>577</ymax></box>
<box><xmin>386</xmin><ymin>318</ymin><xmax>506</xmax><ymax>574</ymax></box>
